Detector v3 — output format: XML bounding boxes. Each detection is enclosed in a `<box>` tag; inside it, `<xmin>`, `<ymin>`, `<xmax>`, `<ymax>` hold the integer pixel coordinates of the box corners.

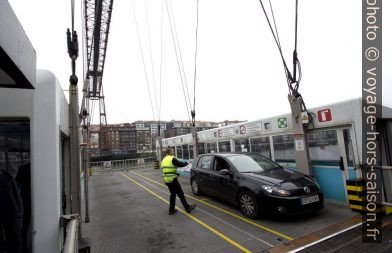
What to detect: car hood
<box><xmin>242</xmin><ymin>168</ymin><xmax>316</xmax><ymax>190</ymax></box>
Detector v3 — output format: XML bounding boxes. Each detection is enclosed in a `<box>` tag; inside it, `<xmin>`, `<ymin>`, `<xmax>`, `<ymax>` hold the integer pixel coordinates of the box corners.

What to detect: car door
<box><xmin>195</xmin><ymin>155</ymin><xmax>214</xmax><ymax>195</ymax></box>
<box><xmin>210</xmin><ymin>157</ymin><xmax>238</xmax><ymax>204</ymax></box>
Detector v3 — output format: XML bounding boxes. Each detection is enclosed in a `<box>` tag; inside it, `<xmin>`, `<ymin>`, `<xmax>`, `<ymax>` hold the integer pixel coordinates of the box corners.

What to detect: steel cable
<box><xmin>131</xmin><ymin>0</ymin><xmax>157</xmax><ymax>121</ymax></box>
<box><xmin>164</xmin><ymin>0</ymin><xmax>191</xmax><ymax>122</ymax></box>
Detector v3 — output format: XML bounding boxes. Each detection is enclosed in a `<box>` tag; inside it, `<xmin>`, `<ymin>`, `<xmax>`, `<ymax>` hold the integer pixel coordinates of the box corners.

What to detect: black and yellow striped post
<box><xmin>346</xmin><ymin>179</ymin><xmax>384</xmax><ymax>213</ymax></box>
<box><xmin>153</xmin><ymin>160</ymin><xmax>160</xmax><ymax>170</ymax></box>
<box><xmin>88</xmin><ymin>168</ymin><xmax>93</xmax><ymax>176</ymax></box>
<box><xmin>346</xmin><ymin>179</ymin><xmax>367</xmax><ymax>212</ymax></box>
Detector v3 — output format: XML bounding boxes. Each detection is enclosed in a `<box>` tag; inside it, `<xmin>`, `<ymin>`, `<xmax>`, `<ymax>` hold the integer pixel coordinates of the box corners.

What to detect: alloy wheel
<box><xmin>191</xmin><ymin>179</ymin><xmax>200</xmax><ymax>195</ymax></box>
<box><xmin>240</xmin><ymin>193</ymin><xmax>255</xmax><ymax>216</ymax></box>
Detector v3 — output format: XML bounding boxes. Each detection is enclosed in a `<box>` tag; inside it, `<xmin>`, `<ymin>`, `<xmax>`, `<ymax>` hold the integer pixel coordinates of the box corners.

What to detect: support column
<box><xmin>288</xmin><ymin>94</ymin><xmax>311</xmax><ymax>175</ymax></box>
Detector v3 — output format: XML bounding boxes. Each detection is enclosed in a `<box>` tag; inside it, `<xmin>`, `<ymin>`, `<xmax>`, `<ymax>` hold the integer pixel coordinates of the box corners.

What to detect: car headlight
<box><xmin>261</xmin><ymin>185</ymin><xmax>290</xmax><ymax>197</ymax></box>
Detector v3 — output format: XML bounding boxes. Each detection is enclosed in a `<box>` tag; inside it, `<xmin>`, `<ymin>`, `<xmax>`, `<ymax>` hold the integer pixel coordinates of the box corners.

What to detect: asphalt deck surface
<box><xmin>84</xmin><ymin>167</ymin><xmax>359</xmax><ymax>253</ymax></box>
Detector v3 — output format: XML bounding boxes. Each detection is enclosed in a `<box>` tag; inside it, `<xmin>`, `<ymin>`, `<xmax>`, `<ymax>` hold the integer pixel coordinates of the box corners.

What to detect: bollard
<box><xmin>346</xmin><ymin>179</ymin><xmax>383</xmax><ymax>213</ymax></box>
<box><xmin>153</xmin><ymin>160</ymin><xmax>160</xmax><ymax>170</ymax></box>
<box><xmin>88</xmin><ymin>168</ymin><xmax>93</xmax><ymax>176</ymax></box>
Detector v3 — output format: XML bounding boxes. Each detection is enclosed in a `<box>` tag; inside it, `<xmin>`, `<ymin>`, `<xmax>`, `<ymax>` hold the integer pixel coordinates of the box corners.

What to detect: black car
<box><xmin>190</xmin><ymin>153</ymin><xmax>324</xmax><ymax>218</ymax></box>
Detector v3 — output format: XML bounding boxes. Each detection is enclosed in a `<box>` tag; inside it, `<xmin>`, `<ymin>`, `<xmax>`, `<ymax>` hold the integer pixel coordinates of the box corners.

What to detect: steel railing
<box><xmin>62</xmin><ymin>215</ymin><xmax>79</xmax><ymax>253</ymax></box>
<box><xmin>90</xmin><ymin>157</ymin><xmax>157</xmax><ymax>174</ymax></box>
<box><xmin>361</xmin><ymin>165</ymin><xmax>392</xmax><ymax>207</ymax></box>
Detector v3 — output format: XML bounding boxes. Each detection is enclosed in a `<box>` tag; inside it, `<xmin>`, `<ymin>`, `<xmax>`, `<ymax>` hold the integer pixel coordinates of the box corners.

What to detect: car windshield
<box><xmin>227</xmin><ymin>154</ymin><xmax>281</xmax><ymax>173</ymax></box>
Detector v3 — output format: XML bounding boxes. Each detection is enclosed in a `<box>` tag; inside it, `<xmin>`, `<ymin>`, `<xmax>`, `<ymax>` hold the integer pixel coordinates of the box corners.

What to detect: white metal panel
<box><xmin>31</xmin><ymin>70</ymin><xmax>66</xmax><ymax>253</ymax></box>
<box><xmin>58</xmin><ymin>84</ymin><xmax>69</xmax><ymax>136</ymax></box>
<box><xmin>0</xmin><ymin>70</ymin><xmax>68</xmax><ymax>252</ymax></box>
<box><xmin>0</xmin><ymin>88</ymin><xmax>33</xmax><ymax>117</ymax></box>
<box><xmin>0</xmin><ymin>0</ymin><xmax>36</xmax><ymax>87</ymax></box>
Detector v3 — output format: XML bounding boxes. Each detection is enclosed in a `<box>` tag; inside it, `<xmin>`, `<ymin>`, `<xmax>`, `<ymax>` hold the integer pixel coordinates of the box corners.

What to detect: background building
<box><xmin>90</xmin><ymin>120</ymin><xmax>232</xmax><ymax>157</ymax></box>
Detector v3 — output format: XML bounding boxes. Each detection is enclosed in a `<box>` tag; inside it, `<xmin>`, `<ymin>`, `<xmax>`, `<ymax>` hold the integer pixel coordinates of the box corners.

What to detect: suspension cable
<box><xmin>167</xmin><ymin>0</ymin><xmax>193</xmax><ymax>114</ymax></box>
<box><xmin>192</xmin><ymin>0</ymin><xmax>199</xmax><ymax>115</ymax></box>
<box><xmin>257</xmin><ymin>0</ymin><xmax>306</xmax><ymax>97</ymax></box>
<box><xmin>257</xmin><ymin>0</ymin><xmax>292</xmax><ymax>83</ymax></box>
<box><xmin>158</xmin><ymin>0</ymin><xmax>164</xmax><ymax>122</ymax></box>
<box><xmin>71</xmin><ymin>0</ymin><xmax>75</xmax><ymax>32</ymax></box>
<box><xmin>131</xmin><ymin>0</ymin><xmax>157</xmax><ymax>121</ymax></box>
<box><xmin>144</xmin><ymin>0</ymin><xmax>159</xmax><ymax>118</ymax></box>
<box><xmin>164</xmin><ymin>0</ymin><xmax>191</xmax><ymax>121</ymax></box>
<box><xmin>258</xmin><ymin>0</ymin><xmax>310</xmax><ymax>123</ymax></box>
<box><xmin>292</xmin><ymin>0</ymin><xmax>299</xmax><ymax>90</ymax></box>
<box><xmin>268</xmin><ymin>0</ymin><xmax>281</xmax><ymax>49</ymax></box>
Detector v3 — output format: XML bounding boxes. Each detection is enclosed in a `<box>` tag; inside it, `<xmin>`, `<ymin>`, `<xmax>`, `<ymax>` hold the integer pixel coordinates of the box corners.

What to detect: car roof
<box><xmin>198</xmin><ymin>152</ymin><xmax>253</xmax><ymax>158</ymax></box>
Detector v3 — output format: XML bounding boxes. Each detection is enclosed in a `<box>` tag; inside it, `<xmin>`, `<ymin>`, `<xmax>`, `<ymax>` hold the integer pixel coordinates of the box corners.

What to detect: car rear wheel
<box><xmin>238</xmin><ymin>191</ymin><xmax>258</xmax><ymax>219</ymax></box>
<box><xmin>191</xmin><ymin>178</ymin><xmax>202</xmax><ymax>196</ymax></box>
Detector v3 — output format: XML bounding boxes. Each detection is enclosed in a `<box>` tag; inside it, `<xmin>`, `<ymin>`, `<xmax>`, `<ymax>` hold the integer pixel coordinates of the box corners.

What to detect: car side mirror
<box><xmin>219</xmin><ymin>169</ymin><xmax>231</xmax><ymax>176</ymax></box>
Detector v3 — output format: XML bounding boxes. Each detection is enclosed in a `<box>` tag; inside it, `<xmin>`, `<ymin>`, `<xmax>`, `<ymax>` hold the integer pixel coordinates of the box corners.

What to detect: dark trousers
<box><xmin>165</xmin><ymin>178</ymin><xmax>189</xmax><ymax>211</ymax></box>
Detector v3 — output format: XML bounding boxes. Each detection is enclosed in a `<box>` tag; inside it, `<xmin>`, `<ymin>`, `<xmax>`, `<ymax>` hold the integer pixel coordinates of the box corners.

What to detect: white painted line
<box><xmin>288</xmin><ymin>222</ymin><xmax>363</xmax><ymax>253</ymax></box>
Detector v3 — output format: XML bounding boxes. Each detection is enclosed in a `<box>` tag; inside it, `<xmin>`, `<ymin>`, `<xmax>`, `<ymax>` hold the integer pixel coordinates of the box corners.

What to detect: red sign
<box><xmin>317</xmin><ymin>109</ymin><xmax>332</xmax><ymax>122</ymax></box>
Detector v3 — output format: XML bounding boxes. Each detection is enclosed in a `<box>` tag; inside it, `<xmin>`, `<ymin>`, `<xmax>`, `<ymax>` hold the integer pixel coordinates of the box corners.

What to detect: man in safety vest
<box><xmin>161</xmin><ymin>148</ymin><xmax>196</xmax><ymax>215</ymax></box>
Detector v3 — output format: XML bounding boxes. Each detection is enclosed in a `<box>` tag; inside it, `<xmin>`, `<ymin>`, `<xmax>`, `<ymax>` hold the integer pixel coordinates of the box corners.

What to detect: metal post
<box><xmin>157</xmin><ymin>123</ymin><xmax>162</xmax><ymax>161</ymax></box>
<box><xmin>192</xmin><ymin>126</ymin><xmax>198</xmax><ymax>158</ymax></box>
<box><xmin>191</xmin><ymin>111</ymin><xmax>198</xmax><ymax>159</ymax></box>
<box><xmin>69</xmin><ymin>79</ymin><xmax>82</xmax><ymax>235</ymax></box>
<box><xmin>81</xmin><ymin>79</ymin><xmax>90</xmax><ymax>223</ymax></box>
<box><xmin>83</xmin><ymin>146</ymin><xmax>90</xmax><ymax>222</ymax></box>
<box><xmin>67</xmin><ymin>28</ymin><xmax>82</xmax><ymax>236</ymax></box>
<box><xmin>288</xmin><ymin>94</ymin><xmax>311</xmax><ymax>175</ymax></box>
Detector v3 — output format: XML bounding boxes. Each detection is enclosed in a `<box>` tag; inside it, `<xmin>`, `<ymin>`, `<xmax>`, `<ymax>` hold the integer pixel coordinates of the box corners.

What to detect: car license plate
<box><xmin>301</xmin><ymin>195</ymin><xmax>319</xmax><ymax>205</ymax></box>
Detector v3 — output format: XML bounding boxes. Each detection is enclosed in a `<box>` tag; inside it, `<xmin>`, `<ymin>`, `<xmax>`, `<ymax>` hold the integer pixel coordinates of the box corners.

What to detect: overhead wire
<box><xmin>164</xmin><ymin>0</ymin><xmax>191</xmax><ymax>122</ymax></box>
<box><xmin>144</xmin><ymin>0</ymin><xmax>160</xmax><ymax>119</ymax></box>
<box><xmin>167</xmin><ymin>0</ymin><xmax>193</xmax><ymax>112</ymax></box>
<box><xmin>258</xmin><ymin>0</ymin><xmax>311</xmax><ymax>125</ymax></box>
<box><xmin>158</xmin><ymin>0</ymin><xmax>164</xmax><ymax>122</ymax></box>
<box><xmin>257</xmin><ymin>0</ymin><xmax>304</xmax><ymax>96</ymax></box>
<box><xmin>131</xmin><ymin>0</ymin><xmax>157</xmax><ymax>121</ymax></box>
<box><xmin>192</xmin><ymin>0</ymin><xmax>200</xmax><ymax>114</ymax></box>
<box><xmin>257</xmin><ymin>0</ymin><xmax>292</xmax><ymax>84</ymax></box>
<box><xmin>71</xmin><ymin>0</ymin><xmax>75</xmax><ymax>32</ymax></box>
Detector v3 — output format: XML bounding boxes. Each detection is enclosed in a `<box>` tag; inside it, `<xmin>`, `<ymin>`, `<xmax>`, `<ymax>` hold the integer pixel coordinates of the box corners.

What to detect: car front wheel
<box><xmin>191</xmin><ymin>178</ymin><xmax>202</xmax><ymax>196</ymax></box>
<box><xmin>238</xmin><ymin>191</ymin><xmax>259</xmax><ymax>219</ymax></box>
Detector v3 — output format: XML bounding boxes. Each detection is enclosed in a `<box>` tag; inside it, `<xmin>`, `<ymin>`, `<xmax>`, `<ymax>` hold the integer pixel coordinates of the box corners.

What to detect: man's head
<box><xmin>166</xmin><ymin>148</ymin><xmax>174</xmax><ymax>156</ymax></box>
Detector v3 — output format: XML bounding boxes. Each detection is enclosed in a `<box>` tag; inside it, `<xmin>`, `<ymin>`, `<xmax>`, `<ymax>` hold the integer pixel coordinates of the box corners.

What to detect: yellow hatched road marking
<box><xmin>119</xmin><ymin>172</ymin><xmax>252</xmax><ymax>253</ymax></box>
<box><xmin>130</xmin><ymin>170</ymin><xmax>293</xmax><ymax>241</ymax></box>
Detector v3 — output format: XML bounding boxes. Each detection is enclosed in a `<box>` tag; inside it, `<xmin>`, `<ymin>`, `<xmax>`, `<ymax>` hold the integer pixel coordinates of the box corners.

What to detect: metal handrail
<box><xmin>361</xmin><ymin>165</ymin><xmax>392</xmax><ymax>170</ymax></box>
<box><xmin>63</xmin><ymin>215</ymin><xmax>79</xmax><ymax>253</ymax></box>
<box><xmin>361</xmin><ymin>164</ymin><xmax>392</xmax><ymax>207</ymax></box>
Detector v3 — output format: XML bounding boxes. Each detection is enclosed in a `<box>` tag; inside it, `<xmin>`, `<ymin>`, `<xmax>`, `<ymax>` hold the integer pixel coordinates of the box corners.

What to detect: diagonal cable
<box><xmin>168</xmin><ymin>0</ymin><xmax>193</xmax><ymax>113</ymax></box>
<box><xmin>131</xmin><ymin>0</ymin><xmax>156</xmax><ymax>121</ymax></box>
<box><xmin>164</xmin><ymin>0</ymin><xmax>191</xmax><ymax>121</ymax></box>
<box><xmin>192</xmin><ymin>0</ymin><xmax>200</xmax><ymax>113</ymax></box>
<box><xmin>144</xmin><ymin>0</ymin><xmax>160</xmax><ymax>119</ymax></box>
<box><xmin>158</xmin><ymin>0</ymin><xmax>164</xmax><ymax>122</ymax></box>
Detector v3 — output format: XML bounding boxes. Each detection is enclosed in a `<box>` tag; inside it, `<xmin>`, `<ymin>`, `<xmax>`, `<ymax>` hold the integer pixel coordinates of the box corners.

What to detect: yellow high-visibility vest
<box><xmin>161</xmin><ymin>155</ymin><xmax>177</xmax><ymax>183</ymax></box>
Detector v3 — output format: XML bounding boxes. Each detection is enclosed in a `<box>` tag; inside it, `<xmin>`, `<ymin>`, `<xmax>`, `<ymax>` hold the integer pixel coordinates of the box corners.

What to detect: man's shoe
<box><xmin>169</xmin><ymin>209</ymin><xmax>177</xmax><ymax>215</ymax></box>
<box><xmin>186</xmin><ymin>204</ymin><xmax>196</xmax><ymax>213</ymax></box>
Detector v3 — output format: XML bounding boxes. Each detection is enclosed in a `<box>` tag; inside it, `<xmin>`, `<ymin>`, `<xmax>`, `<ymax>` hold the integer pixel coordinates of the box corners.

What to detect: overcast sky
<box><xmin>9</xmin><ymin>0</ymin><xmax>392</xmax><ymax>124</ymax></box>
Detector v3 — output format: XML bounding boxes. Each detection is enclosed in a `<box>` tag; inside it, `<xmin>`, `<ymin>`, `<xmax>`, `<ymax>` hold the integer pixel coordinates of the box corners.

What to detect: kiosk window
<box><xmin>273</xmin><ymin>135</ymin><xmax>294</xmax><ymax>161</ymax></box>
<box><xmin>0</xmin><ymin>121</ymin><xmax>31</xmax><ymax>251</ymax></box>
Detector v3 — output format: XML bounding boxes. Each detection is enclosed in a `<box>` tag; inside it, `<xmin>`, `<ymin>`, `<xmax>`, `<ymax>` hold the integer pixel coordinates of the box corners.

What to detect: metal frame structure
<box><xmin>82</xmin><ymin>0</ymin><xmax>114</xmax><ymax>130</ymax></box>
<box><xmin>80</xmin><ymin>0</ymin><xmax>114</xmax><ymax>224</ymax></box>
